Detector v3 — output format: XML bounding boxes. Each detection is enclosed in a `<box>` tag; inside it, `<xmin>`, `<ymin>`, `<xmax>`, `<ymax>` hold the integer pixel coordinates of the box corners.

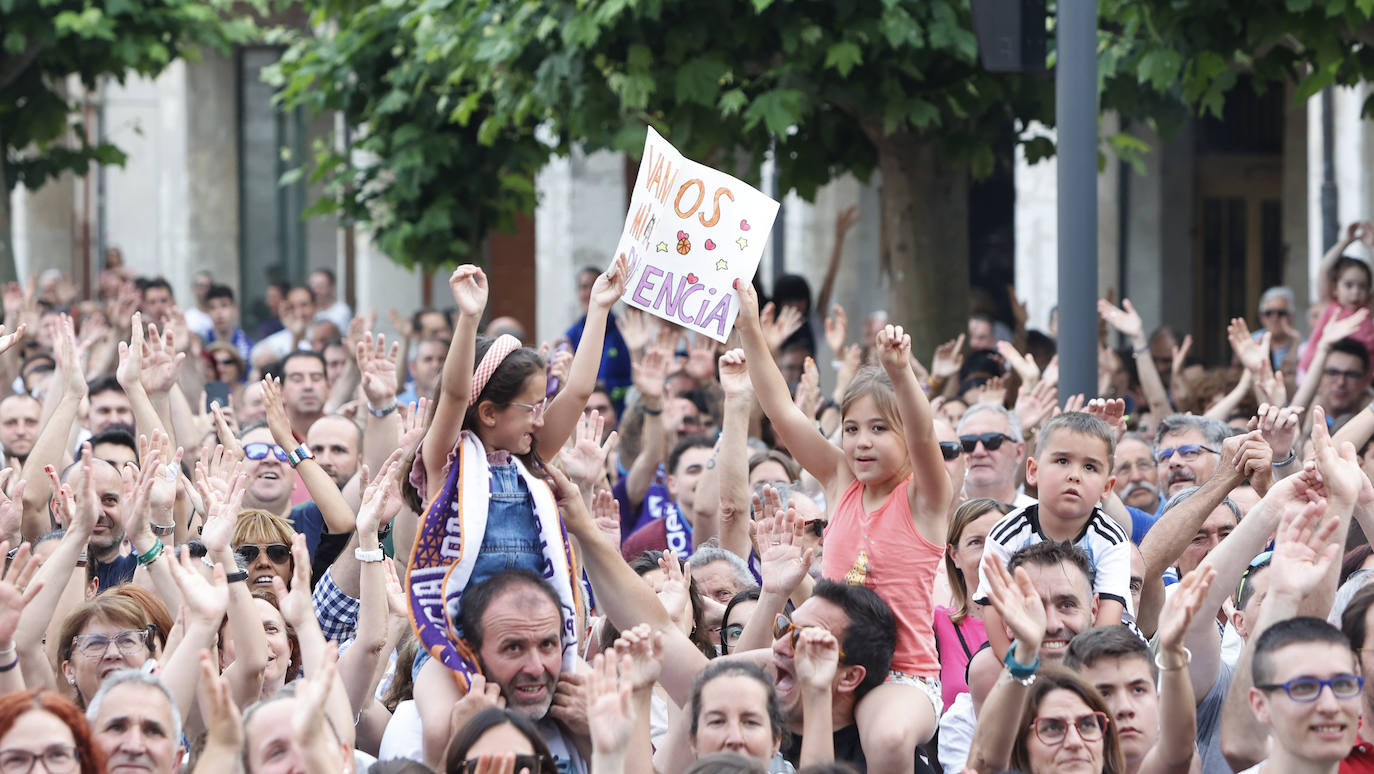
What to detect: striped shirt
<box><xmin>972</xmin><ymin>503</ymin><xmax>1135</xmax><ymax>615</ymax></box>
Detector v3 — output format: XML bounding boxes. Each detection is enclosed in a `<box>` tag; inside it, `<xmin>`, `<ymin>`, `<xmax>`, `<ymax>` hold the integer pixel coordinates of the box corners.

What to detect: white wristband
<box><xmin>354</xmin><ymin>547</ymin><xmax>385</xmax><ymax>563</ymax></box>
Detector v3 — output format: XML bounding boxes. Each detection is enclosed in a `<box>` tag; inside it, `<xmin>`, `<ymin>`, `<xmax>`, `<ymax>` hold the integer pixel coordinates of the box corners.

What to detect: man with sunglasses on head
<box><xmin>955</xmin><ymin>403</ymin><xmax>1033</xmax><ymax>508</ymax></box>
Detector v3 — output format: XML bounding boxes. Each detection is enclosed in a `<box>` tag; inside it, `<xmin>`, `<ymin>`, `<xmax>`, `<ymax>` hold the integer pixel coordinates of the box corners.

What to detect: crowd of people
<box><xmin>6</xmin><ymin>215</ymin><xmax>1374</xmax><ymax>774</ymax></box>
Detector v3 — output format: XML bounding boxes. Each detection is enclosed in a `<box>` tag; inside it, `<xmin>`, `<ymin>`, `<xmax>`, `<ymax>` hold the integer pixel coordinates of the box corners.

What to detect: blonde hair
<box><xmin>840</xmin><ymin>365</ymin><xmax>904</xmax><ymax>436</ymax></box>
<box><xmin>231</xmin><ymin>509</ymin><xmax>295</xmax><ymax>548</ymax></box>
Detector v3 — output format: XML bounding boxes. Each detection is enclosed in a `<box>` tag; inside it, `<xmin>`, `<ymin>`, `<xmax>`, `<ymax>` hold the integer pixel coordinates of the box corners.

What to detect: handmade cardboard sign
<box><xmin>613</xmin><ymin>127</ymin><xmax>780</xmax><ymax>342</ymax></box>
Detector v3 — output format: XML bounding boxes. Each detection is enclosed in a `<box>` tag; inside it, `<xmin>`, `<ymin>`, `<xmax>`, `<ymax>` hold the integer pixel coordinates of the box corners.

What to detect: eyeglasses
<box><xmin>938</xmin><ymin>441</ymin><xmax>962</xmax><ymax>460</ymax></box>
<box><xmin>236</xmin><ymin>543</ymin><xmax>292</xmax><ymax>565</ymax></box>
<box><xmin>0</xmin><ymin>745</ymin><xmax>80</xmax><ymax>774</ymax></box>
<box><xmin>723</xmin><ymin>623</ymin><xmax>746</xmax><ymax>646</ymax></box>
<box><xmin>773</xmin><ymin>614</ymin><xmax>845</xmax><ymax>661</ymax></box>
<box><xmin>1260</xmin><ymin>308</ymin><xmax>1291</xmax><ymax>318</ymax></box>
<box><xmin>508</xmin><ymin>397</ymin><xmax>548</xmax><ymax>418</ymax></box>
<box><xmin>214</xmin><ymin>358</ymin><xmax>238</xmax><ymax>368</ymax></box>
<box><xmin>1258</xmin><ymin>674</ymin><xmax>1364</xmax><ymax>702</ymax></box>
<box><xmin>1323</xmin><ymin>368</ymin><xmax>1366</xmax><ymax>383</ymax></box>
<box><xmin>1153</xmin><ymin>444</ymin><xmax>1218</xmax><ymax>464</ymax></box>
<box><xmin>243</xmin><ymin>442</ymin><xmax>288</xmax><ymax>462</ymax></box>
<box><xmin>456</xmin><ymin>754</ymin><xmax>554</xmax><ymax>774</ymax></box>
<box><xmin>1235</xmin><ymin>550</ymin><xmax>1272</xmax><ymax>604</ymax></box>
<box><xmin>72</xmin><ymin>628</ymin><xmax>150</xmax><ymax>659</ymax></box>
<box><xmin>1030</xmin><ymin>712</ymin><xmax>1108</xmax><ymax>746</ymax></box>
<box><xmin>959</xmin><ymin>432</ymin><xmax>1012</xmax><ymax>453</ymax></box>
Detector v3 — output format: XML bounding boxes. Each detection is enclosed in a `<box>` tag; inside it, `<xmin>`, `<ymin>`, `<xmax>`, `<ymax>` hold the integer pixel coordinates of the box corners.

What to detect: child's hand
<box><xmin>449</xmin><ymin>265</ymin><xmax>489</xmax><ymax>318</ymax></box>
<box><xmin>875</xmin><ymin>324</ymin><xmax>911</xmax><ymax>371</ymax></box>
<box><xmin>733</xmin><ymin>279</ymin><xmax>761</xmax><ymax>330</ymax></box>
<box><xmin>589</xmin><ymin>253</ymin><xmax>630</xmax><ymax>311</ymax></box>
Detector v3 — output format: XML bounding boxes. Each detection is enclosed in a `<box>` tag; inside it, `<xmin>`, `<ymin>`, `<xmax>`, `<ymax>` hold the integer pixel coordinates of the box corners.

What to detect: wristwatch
<box><xmin>287</xmin><ymin>444</ymin><xmax>315</xmax><ymax>468</ymax></box>
<box><xmin>225</xmin><ymin>569</ymin><xmax>249</xmax><ymax>584</ymax></box>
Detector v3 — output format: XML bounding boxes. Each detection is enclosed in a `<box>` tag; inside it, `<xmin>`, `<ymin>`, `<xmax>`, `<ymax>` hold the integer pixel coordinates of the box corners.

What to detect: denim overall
<box><xmin>411</xmin><ymin>453</ymin><xmax>544</xmax><ymax>681</ymax></box>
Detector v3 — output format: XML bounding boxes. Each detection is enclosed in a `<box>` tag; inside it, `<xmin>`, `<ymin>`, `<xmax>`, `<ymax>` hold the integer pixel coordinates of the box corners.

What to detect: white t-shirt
<box><xmin>378</xmin><ymin>700</ymin><xmax>423</xmax><ymax>763</ymax></box>
<box><xmin>974</xmin><ymin>503</ymin><xmax>1135</xmax><ymax>616</ymax></box>
<box><xmin>937</xmin><ymin>692</ymin><xmax>977</xmax><ymax>772</ymax></box>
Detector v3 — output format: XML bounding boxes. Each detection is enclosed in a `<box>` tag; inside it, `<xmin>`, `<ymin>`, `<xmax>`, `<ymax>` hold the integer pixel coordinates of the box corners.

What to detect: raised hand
<box><xmin>197</xmin><ymin>651</ymin><xmax>244</xmax><ymax>753</ymax></box>
<box><xmin>824</xmin><ymin>304</ymin><xmax>848</xmax><ymax>354</ymax></box>
<box><xmin>793</xmin><ymin>627</ymin><xmax>841</xmax><ymax>694</ymax></box>
<box><xmin>718</xmin><ymin>348</ymin><xmax>751</xmax><ymax>399</ymax></box>
<box><xmin>53</xmin><ymin>315</ymin><xmax>87</xmax><ymax>397</ymax></box>
<box><xmin>591</xmin><ymin>488</ymin><xmax>621</xmax><ymax>547</ymax></box>
<box><xmin>357</xmin><ymin>332</ymin><xmax>401</xmax><ymax>408</ymax></box>
<box><xmin>0</xmin><ymin>469</ymin><xmax>24</xmax><ymax>542</ymax></box>
<box><xmin>291</xmin><ymin>642</ymin><xmax>339</xmax><ymax>748</ymax></box>
<box><xmin>1085</xmin><ymin>398</ymin><xmax>1127</xmax><ymax>443</ymax></box>
<box><xmin>0</xmin><ymin>541</ymin><xmax>42</xmax><ymax>647</ymax></box>
<box><xmin>1323</xmin><ymin>308</ymin><xmax>1370</xmax><ymax>346</ymax></box>
<box><xmin>398</xmin><ymin>398</ymin><xmax>429</xmax><ymax>454</ymax></box>
<box><xmin>617</xmin><ymin>307</ymin><xmax>655</xmax><ymax>358</ymax></box>
<box><xmin>358</xmin><ymin>449</ymin><xmax>407</xmax><ymax>537</ymax></box>
<box><xmin>258</xmin><ymin>376</ymin><xmax>294</xmax><ymax>447</ymax></box>
<box><xmin>997</xmin><ymin>340</ymin><xmax>1040</xmax><ymax>384</ymax></box>
<box><xmin>557</xmin><ymin>410</ymin><xmax>618</xmax><ymax>490</ymax></box>
<box><xmin>931</xmin><ymin>334</ymin><xmax>965</xmax><ymax>380</ymax></box>
<box><xmin>200</xmin><ymin>471</ymin><xmax>248</xmax><ymax>555</ymax></box>
<box><xmin>655</xmin><ymin>550</ymin><xmax>694</xmax><ymax>633</ymax></box>
<box><xmin>590</xmin><ymin>253</ymin><xmax>630</xmax><ymax>310</ymax></box>
<box><xmin>1097</xmin><ymin>298</ymin><xmax>1144</xmax><ymax>341</ymax></box>
<box><xmin>630</xmin><ymin>346</ymin><xmax>669</xmax><ymax>403</ymax></box>
<box><xmin>1227</xmin><ymin>318</ymin><xmax>1267</xmax><ymax>374</ymax></box>
<box><xmin>449</xmin><ymin>265</ymin><xmax>489</xmax><ymax>318</ymax></box>
<box><xmin>1156</xmin><ymin>565</ymin><xmax>1215</xmax><ymax>656</ymax></box>
<box><xmin>137</xmin><ymin>430</ymin><xmax>183</xmax><ymax>511</ymax></box>
<box><xmin>115</xmin><ymin>311</ymin><xmax>147</xmax><ymax>391</ymax></box>
<box><xmin>141</xmin><ymin>322</ymin><xmax>186</xmax><ymax>395</ymax></box>
<box><xmin>874</xmin><ymin>324</ymin><xmax>912</xmax><ymax>372</ymax></box>
<box><xmin>760</xmin><ymin>302</ymin><xmax>803</xmax><ymax>353</ymax></box>
<box><xmin>1171</xmin><ymin>335</ymin><xmax>1193</xmax><ymax>376</ymax></box>
<box><xmin>0</xmin><ymin>323</ymin><xmax>25</xmax><ymax>359</ymax></box>
<box><xmin>168</xmin><ymin>544</ymin><xmax>229</xmax><ymax>625</ymax></box>
<box><xmin>751</xmin><ymin>487</ymin><xmax>813</xmax><ymax>596</ymax></box>
<box><xmin>1250</xmin><ymin>403</ymin><xmax>1302</xmax><ymax>464</ymax></box>
<box><xmin>684</xmin><ymin>333</ymin><xmax>717</xmax><ymax>384</ymax></box>
<box><xmin>269</xmin><ymin>535</ymin><xmax>315</xmax><ymax>624</ymax></box>
<box><xmin>984</xmin><ymin>559</ymin><xmax>1046</xmax><ymax>654</ymax></box>
<box><xmin>588</xmin><ymin>647</ymin><xmax>635</xmax><ymax>758</ymax></box>
<box><xmin>1269</xmin><ymin>491</ymin><xmax>1341</xmax><ymax>599</ymax></box>
<box><xmin>794</xmin><ymin>356</ymin><xmax>821</xmax><ymax>418</ymax></box>
<box><xmin>1310</xmin><ymin>406</ymin><xmax>1366</xmax><ymax>504</ymax></box>
<box><xmin>195</xmin><ymin>443</ymin><xmax>245</xmax><ymax>515</ymax></box>
<box><xmin>1014</xmin><ymin>378</ymin><xmax>1058</xmax><ymax>436</ymax></box>
<box><xmin>613</xmin><ymin>623</ymin><xmax>664</xmax><ymax>693</ymax></box>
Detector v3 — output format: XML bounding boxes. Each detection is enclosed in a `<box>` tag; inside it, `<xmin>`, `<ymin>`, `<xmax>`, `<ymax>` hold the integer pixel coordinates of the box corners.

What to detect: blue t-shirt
<box><xmin>1127</xmin><ymin>504</ymin><xmax>1159</xmax><ymax>545</ymax></box>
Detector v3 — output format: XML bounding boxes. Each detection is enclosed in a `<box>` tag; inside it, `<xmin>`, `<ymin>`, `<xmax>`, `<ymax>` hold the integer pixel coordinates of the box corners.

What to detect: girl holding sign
<box><xmin>405</xmin><ymin>257</ymin><xmax>628</xmax><ymax>767</ymax></box>
<box><xmin>732</xmin><ymin>279</ymin><xmax>949</xmax><ymax>774</ymax></box>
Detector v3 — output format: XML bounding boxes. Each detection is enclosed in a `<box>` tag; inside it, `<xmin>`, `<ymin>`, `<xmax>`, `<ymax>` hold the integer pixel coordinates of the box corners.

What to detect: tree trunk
<box><xmin>872</xmin><ymin>131</ymin><xmax>970</xmax><ymax>361</ymax></box>
<box><xmin>0</xmin><ymin>131</ymin><xmax>14</xmax><ymax>284</ymax></box>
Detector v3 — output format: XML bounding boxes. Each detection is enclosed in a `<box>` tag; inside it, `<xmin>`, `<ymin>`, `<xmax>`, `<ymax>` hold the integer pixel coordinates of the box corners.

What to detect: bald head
<box><xmin>306</xmin><ymin>415</ymin><xmax>362</xmax><ymax>488</ymax></box>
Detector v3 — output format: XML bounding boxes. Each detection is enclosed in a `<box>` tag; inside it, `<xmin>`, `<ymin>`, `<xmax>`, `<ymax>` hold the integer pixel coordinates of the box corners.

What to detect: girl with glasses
<box><xmin>407</xmin><ymin>260</ymin><xmax>627</xmax><ymax>766</ymax></box>
<box><xmin>0</xmin><ymin>690</ymin><xmax>104</xmax><ymax>774</ymax></box>
<box><xmin>445</xmin><ymin>708</ymin><xmax>556</xmax><ymax>774</ymax></box>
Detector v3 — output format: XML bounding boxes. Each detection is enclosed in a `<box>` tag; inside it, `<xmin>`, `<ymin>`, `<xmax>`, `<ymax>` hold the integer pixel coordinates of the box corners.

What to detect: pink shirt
<box><xmin>933</xmin><ymin>605</ymin><xmax>987</xmax><ymax>709</ymax></box>
<box><xmin>1300</xmin><ymin>301</ymin><xmax>1374</xmax><ymax>376</ymax></box>
<box><xmin>822</xmin><ymin>476</ymin><xmax>942</xmax><ymax>677</ymax></box>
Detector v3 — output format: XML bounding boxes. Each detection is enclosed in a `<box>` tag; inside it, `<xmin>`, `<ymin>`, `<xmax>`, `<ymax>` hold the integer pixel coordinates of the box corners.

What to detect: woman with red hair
<box><xmin>0</xmin><ymin>690</ymin><xmax>106</xmax><ymax>774</ymax></box>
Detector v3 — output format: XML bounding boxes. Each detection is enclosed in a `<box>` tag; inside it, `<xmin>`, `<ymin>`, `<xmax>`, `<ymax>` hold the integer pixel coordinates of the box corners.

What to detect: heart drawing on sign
<box><xmin>704</xmin><ymin>239</ymin><xmax>716</xmax><ymax>250</ymax></box>
<box><xmin>678</xmin><ymin>230</ymin><xmax>688</xmax><ymax>240</ymax></box>
<box><xmin>686</xmin><ymin>273</ymin><xmax>699</xmax><ymax>284</ymax></box>
<box><xmin>739</xmin><ymin>220</ymin><xmax>751</xmax><ymax>231</ymax></box>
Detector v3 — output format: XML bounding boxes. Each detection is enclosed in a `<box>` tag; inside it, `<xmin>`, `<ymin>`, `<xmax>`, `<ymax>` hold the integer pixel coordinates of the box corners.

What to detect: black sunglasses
<box><xmin>235</xmin><ymin>543</ymin><xmax>292</xmax><ymax>564</ymax></box>
<box><xmin>960</xmin><ymin>432</ymin><xmax>1012</xmax><ymax>453</ymax></box>
<box><xmin>938</xmin><ymin>441</ymin><xmax>962</xmax><ymax>460</ymax></box>
<box><xmin>457</xmin><ymin>755</ymin><xmax>554</xmax><ymax>774</ymax></box>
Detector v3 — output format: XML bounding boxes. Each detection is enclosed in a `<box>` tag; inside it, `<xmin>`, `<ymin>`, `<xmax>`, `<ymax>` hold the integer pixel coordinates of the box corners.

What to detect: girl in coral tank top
<box><xmin>734</xmin><ymin>280</ymin><xmax>951</xmax><ymax>774</ymax></box>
